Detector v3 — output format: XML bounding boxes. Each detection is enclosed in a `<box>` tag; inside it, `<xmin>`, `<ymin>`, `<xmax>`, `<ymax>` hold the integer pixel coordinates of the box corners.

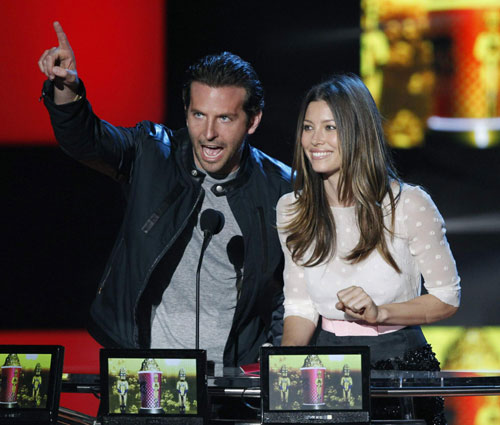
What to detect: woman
<box><xmin>277</xmin><ymin>73</ymin><xmax>460</xmax><ymax>423</ymax></box>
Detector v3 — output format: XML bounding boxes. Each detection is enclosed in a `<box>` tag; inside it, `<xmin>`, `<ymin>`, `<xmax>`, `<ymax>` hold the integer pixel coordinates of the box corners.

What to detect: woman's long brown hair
<box><xmin>283</xmin><ymin>73</ymin><xmax>402</xmax><ymax>271</ymax></box>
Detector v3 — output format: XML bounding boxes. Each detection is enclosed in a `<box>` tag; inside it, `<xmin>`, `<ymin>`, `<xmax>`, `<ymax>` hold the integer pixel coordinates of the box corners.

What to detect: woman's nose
<box><xmin>311</xmin><ymin>131</ymin><xmax>324</xmax><ymax>145</ymax></box>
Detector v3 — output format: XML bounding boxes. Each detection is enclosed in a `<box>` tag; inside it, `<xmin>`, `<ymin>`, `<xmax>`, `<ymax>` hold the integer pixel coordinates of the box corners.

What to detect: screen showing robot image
<box><xmin>0</xmin><ymin>353</ymin><xmax>53</xmax><ymax>410</ymax></box>
<box><xmin>267</xmin><ymin>353</ymin><xmax>363</xmax><ymax>411</ymax></box>
<box><xmin>106</xmin><ymin>357</ymin><xmax>198</xmax><ymax>415</ymax></box>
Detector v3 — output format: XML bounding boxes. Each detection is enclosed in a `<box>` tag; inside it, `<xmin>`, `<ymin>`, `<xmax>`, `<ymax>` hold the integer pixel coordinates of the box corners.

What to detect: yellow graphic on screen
<box><xmin>423</xmin><ymin>326</ymin><xmax>500</xmax><ymax>425</ymax></box>
<box><xmin>0</xmin><ymin>353</ymin><xmax>52</xmax><ymax>409</ymax></box>
<box><xmin>361</xmin><ymin>0</ymin><xmax>500</xmax><ymax>148</ymax></box>
<box><xmin>107</xmin><ymin>357</ymin><xmax>198</xmax><ymax>415</ymax></box>
<box><xmin>474</xmin><ymin>10</ymin><xmax>500</xmax><ymax>118</ymax></box>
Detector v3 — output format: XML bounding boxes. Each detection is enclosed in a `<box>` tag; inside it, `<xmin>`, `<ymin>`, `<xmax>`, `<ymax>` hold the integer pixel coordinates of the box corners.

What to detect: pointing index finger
<box><xmin>53</xmin><ymin>21</ymin><xmax>70</xmax><ymax>48</ymax></box>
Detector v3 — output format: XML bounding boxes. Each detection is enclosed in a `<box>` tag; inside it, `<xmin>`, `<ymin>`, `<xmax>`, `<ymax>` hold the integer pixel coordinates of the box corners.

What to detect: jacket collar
<box><xmin>174</xmin><ymin>128</ymin><xmax>254</xmax><ymax>197</ymax></box>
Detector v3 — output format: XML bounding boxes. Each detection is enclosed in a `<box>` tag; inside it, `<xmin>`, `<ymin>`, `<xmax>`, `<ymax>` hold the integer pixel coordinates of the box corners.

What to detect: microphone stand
<box><xmin>195</xmin><ymin>208</ymin><xmax>223</xmax><ymax>377</ymax></box>
<box><xmin>195</xmin><ymin>231</ymin><xmax>213</xmax><ymax>350</ymax></box>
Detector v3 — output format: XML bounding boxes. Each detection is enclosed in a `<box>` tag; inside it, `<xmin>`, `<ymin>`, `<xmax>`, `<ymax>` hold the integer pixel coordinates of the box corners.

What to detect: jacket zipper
<box><xmin>97</xmin><ymin>238</ymin><xmax>124</xmax><ymax>294</ymax></box>
<box><xmin>228</xmin><ymin>206</ymin><xmax>267</xmax><ymax>365</ymax></box>
<box><xmin>132</xmin><ymin>188</ymin><xmax>205</xmax><ymax>346</ymax></box>
<box><xmin>142</xmin><ymin>184</ymin><xmax>184</xmax><ymax>234</ymax></box>
<box><xmin>97</xmin><ymin>183</ymin><xmax>181</xmax><ymax>294</ymax></box>
<box><xmin>257</xmin><ymin>206</ymin><xmax>268</xmax><ymax>273</ymax></box>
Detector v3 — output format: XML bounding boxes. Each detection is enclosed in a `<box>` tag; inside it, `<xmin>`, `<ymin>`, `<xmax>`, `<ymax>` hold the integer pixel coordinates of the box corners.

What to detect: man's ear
<box><xmin>247</xmin><ymin>111</ymin><xmax>263</xmax><ymax>135</ymax></box>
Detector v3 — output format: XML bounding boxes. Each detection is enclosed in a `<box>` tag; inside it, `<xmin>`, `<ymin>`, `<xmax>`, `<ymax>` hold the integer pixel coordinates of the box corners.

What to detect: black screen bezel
<box><xmin>0</xmin><ymin>345</ymin><xmax>64</xmax><ymax>423</ymax></box>
<box><xmin>99</xmin><ymin>348</ymin><xmax>207</xmax><ymax>421</ymax></box>
<box><xmin>260</xmin><ymin>345</ymin><xmax>370</xmax><ymax>417</ymax></box>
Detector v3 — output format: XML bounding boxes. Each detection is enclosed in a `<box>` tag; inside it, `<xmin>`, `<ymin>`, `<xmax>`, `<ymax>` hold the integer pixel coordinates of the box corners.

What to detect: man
<box><xmin>38</xmin><ymin>22</ymin><xmax>291</xmax><ymax>373</ymax></box>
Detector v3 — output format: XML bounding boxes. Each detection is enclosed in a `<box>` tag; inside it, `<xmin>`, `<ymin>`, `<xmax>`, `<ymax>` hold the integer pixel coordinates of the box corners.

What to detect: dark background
<box><xmin>2</xmin><ymin>0</ymin><xmax>499</xmax><ymax>330</ymax></box>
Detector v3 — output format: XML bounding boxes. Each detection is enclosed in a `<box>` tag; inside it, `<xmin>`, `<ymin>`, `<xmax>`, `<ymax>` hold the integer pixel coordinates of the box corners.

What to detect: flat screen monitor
<box><xmin>260</xmin><ymin>345</ymin><xmax>370</xmax><ymax>424</ymax></box>
<box><xmin>0</xmin><ymin>345</ymin><xmax>64</xmax><ymax>424</ymax></box>
<box><xmin>99</xmin><ymin>348</ymin><xmax>207</xmax><ymax>425</ymax></box>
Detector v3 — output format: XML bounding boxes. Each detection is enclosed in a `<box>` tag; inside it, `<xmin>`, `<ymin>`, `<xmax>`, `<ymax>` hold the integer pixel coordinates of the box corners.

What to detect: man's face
<box><xmin>186</xmin><ymin>82</ymin><xmax>262</xmax><ymax>175</ymax></box>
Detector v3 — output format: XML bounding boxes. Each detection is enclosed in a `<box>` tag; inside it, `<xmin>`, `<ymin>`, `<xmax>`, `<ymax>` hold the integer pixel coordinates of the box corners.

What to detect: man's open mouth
<box><xmin>201</xmin><ymin>145</ymin><xmax>224</xmax><ymax>160</ymax></box>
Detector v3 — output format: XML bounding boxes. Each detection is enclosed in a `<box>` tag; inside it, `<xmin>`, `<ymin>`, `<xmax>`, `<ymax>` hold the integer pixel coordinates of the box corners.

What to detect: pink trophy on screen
<box><xmin>138</xmin><ymin>358</ymin><xmax>164</xmax><ymax>414</ymax></box>
<box><xmin>300</xmin><ymin>354</ymin><xmax>326</xmax><ymax>408</ymax></box>
<box><xmin>0</xmin><ymin>354</ymin><xmax>22</xmax><ymax>408</ymax></box>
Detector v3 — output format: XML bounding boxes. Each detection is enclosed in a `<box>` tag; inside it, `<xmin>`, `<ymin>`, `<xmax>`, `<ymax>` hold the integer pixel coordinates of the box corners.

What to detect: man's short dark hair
<box><xmin>182</xmin><ymin>51</ymin><xmax>264</xmax><ymax>119</ymax></box>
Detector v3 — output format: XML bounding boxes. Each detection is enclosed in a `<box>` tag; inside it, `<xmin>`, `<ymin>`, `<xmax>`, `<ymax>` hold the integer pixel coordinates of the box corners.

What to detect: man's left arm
<box><xmin>268</xmin><ymin>296</ymin><xmax>284</xmax><ymax>346</ymax></box>
<box><xmin>265</xmin><ymin>256</ymin><xmax>285</xmax><ymax>346</ymax></box>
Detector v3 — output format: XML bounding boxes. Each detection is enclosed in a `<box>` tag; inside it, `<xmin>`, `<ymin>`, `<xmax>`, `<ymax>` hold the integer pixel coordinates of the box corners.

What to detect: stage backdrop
<box><xmin>2</xmin><ymin>1</ymin><xmax>500</xmax><ymax>422</ymax></box>
<box><xmin>0</xmin><ymin>0</ymin><xmax>166</xmax><ymax>144</ymax></box>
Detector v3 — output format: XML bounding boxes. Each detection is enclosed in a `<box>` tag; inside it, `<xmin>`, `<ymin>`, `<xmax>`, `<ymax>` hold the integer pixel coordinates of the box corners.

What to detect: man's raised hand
<box><xmin>38</xmin><ymin>22</ymin><xmax>79</xmax><ymax>102</ymax></box>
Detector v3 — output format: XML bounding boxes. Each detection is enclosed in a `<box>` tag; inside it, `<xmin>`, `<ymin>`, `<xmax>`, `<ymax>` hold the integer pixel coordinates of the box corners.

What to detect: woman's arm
<box><xmin>336</xmin><ymin>287</ymin><xmax>458</xmax><ymax>325</ymax></box>
<box><xmin>276</xmin><ymin>194</ymin><xmax>320</xmax><ymax>344</ymax></box>
<box><xmin>281</xmin><ymin>316</ymin><xmax>317</xmax><ymax>346</ymax></box>
<box><xmin>378</xmin><ymin>294</ymin><xmax>458</xmax><ymax>324</ymax></box>
<box><xmin>337</xmin><ymin>186</ymin><xmax>460</xmax><ymax>326</ymax></box>
<box><xmin>404</xmin><ymin>186</ymin><xmax>461</xmax><ymax>308</ymax></box>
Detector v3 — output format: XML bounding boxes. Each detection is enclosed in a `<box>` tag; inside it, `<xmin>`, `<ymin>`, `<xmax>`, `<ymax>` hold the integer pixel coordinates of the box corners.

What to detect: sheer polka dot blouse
<box><xmin>276</xmin><ymin>184</ymin><xmax>461</xmax><ymax>325</ymax></box>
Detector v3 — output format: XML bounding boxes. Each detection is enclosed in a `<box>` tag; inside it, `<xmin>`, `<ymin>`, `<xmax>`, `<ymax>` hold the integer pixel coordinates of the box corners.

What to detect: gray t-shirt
<box><xmin>150</xmin><ymin>170</ymin><xmax>243</xmax><ymax>375</ymax></box>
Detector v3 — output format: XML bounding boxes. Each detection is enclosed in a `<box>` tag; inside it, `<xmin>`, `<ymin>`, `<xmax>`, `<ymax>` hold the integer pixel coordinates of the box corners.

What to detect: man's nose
<box><xmin>204</xmin><ymin>119</ymin><xmax>218</xmax><ymax>141</ymax></box>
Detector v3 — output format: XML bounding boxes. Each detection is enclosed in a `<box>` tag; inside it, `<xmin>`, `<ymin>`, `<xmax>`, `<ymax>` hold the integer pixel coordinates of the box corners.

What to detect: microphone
<box><xmin>200</xmin><ymin>209</ymin><xmax>225</xmax><ymax>237</ymax></box>
<box><xmin>196</xmin><ymin>209</ymin><xmax>225</xmax><ymax>351</ymax></box>
<box><xmin>227</xmin><ymin>236</ymin><xmax>244</xmax><ymax>300</ymax></box>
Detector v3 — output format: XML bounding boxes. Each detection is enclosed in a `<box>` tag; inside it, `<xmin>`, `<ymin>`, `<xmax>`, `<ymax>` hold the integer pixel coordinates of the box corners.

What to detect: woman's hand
<box><xmin>336</xmin><ymin>287</ymin><xmax>458</xmax><ymax>326</ymax></box>
<box><xmin>336</xmin><ymin>286</ymin><xmax>379</xmax><ymax>324</ymax></box>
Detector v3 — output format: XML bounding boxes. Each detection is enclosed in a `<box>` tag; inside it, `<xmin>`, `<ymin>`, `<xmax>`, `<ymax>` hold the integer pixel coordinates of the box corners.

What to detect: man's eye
<box><xmin>220</xmin><ymin>116</ymin><xmax>231</xmax><ymax>122</ymax></box>
<box><xmin>193</xmin><ymin>112</ymin><xmax>204</xmax><ymax>118</ymax></box>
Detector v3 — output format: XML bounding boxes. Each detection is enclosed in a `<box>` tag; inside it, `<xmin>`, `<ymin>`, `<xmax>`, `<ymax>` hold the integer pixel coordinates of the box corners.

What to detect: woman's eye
<box><xmin>326</xmin><ymin>125</ymin><xmax>337</xmax><ymax>131</ymax></box>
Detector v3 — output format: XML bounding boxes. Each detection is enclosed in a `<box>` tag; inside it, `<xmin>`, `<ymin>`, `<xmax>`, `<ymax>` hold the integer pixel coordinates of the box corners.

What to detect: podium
<box><xmin>57</xmin><ymin>369</ymin><xmax>500</xmax><ymax>424</ymax></box>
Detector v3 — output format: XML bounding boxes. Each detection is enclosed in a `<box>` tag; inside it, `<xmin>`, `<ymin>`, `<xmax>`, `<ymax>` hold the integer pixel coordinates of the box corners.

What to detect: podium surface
<box><xmin>58</xmin><ymin>369</ymin><xmax>500</xmax><ymax>424</ymax></box>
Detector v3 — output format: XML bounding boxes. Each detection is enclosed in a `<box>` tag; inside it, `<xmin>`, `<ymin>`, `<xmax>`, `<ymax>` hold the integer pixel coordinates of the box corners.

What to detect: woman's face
<box><xmin>301</xmin><ymin>100</ymin><xmax>341</xmax><ymax>180</ymax></box>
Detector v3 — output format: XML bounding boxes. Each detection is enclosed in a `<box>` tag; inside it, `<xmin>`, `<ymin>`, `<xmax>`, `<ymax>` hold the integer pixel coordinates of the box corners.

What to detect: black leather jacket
<box><xmin>42</xmin><ymin>80</ymin><xmax>292</xmax><ymax>366</ymax></box>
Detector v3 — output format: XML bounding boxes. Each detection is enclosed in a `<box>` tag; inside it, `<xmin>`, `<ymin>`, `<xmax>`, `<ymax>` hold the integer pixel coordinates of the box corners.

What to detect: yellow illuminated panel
<box><xmin>422</xmin><ymin>326</ymin><xmax>500</xmax><ymax>425</ymax></box>
<box><xmin>361</xmin><ymin>0</ymin><xmax>500</xmax><ymax>148</ymax></box>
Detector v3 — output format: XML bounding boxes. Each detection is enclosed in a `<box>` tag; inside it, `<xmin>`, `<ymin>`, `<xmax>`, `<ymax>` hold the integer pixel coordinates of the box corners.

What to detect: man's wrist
<box><xmin>54</xmin><ymin>78</ymin><xmax>82</xmax><ymax>105</ymax></box>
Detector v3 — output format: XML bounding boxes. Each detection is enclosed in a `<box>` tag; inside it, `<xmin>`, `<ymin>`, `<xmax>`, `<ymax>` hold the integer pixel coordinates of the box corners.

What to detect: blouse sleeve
<box><xmin>276</xmin><ymin>194</ymin><xmax>319</xmax><ymax>325</ymax></box>
<box><xmin>402</xmin><ymin>186</ymin><xmax>461</xmax><ymax>307</ymax></box>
